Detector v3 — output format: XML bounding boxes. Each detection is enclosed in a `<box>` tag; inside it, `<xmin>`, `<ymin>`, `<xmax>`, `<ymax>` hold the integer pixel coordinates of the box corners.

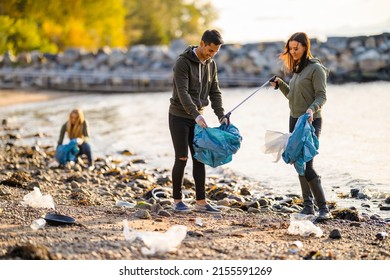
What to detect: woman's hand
<box><xmin>270</xmin><ymin>76</ymin><xmax>281</xmax><ymax>89</ymax></box>
<box><xmin>306</xmin><ymin>108</ymin><xmax>314</xmax><ymax>123</ymax></box>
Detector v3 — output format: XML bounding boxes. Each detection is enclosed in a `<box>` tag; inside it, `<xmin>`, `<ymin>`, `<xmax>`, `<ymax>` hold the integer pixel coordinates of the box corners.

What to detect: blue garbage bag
<box><xmin>193</xmin><ymin>123</ymin><xmax>243</xmax><ymax>167</ymax></box>
<box><xmin>282</xmin><ymin>113</ymin><xmax>319</xmax><ymax>175</ymax></box>
<box><xmin>55</xmin><ymin>139</ymin><xmax>80</xmax><ymax>165</ymax></box>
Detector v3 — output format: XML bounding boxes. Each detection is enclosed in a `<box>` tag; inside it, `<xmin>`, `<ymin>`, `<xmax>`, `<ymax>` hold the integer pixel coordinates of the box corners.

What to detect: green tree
<box><xmin>124</xmin><ymin>0</ymin><xmax>217</xmax><ymax>45</ymax></box>
<box><xmin>0</xmin><ymin>0</ymin><xmax>217</xmax><ymax>54</ymax></box>
<box><xmin>0</xmin><ymin>0</ymin><xmax>126</xmax><ymax>53</ymax></box>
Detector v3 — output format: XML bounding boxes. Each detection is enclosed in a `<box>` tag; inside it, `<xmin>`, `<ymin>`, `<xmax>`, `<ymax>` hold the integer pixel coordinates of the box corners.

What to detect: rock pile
<box><xmin>0</xmin><ymin>33</ymin><xmax>389</xmax><ymax>91</ymax></box>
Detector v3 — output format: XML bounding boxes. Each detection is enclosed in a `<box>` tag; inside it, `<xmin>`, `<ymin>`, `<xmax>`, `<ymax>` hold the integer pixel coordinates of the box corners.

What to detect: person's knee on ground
<box><xmin>79</xmin><ymin>142</ymin><xmax>93</xmax><ymax>166</ymax></box>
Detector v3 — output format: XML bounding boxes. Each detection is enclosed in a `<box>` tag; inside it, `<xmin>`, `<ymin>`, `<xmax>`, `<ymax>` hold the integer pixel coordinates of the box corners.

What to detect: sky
<box><xmin>209</xmin><ymin>0</ymin><xmax>390</xmax><ymax>43</ymax></box>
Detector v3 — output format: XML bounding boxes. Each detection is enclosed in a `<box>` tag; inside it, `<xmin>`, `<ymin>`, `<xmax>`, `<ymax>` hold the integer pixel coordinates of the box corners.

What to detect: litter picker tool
<box><xmin>221</xmin><ymin>76</ymin><xmax>278</xmax><ymax>125</ymax></box>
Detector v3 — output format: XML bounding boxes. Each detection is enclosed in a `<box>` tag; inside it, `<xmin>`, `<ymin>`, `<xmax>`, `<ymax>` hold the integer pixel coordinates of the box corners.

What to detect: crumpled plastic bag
<box><xmin>262</xmin><ymin>130</ymin><xmax>291</xmax><ymax>162</ymax></box>
<box><xmin>123</xmin><ymin>220</ymin><xmax>187</xmax><ymax>255</ymax></box>
<box><xmin>21</xmin><ymin>187</ymin><xmax>55</xmax><ymax>209</ymax></box>
<box><xmin>287</xmin><ymin>213</ymin><xmax>323</xmax><ymax>237</ymax></box>
<box><xmin>193</xmin><ymin>123</ymin><xmax>242</xmax><ymax>167</ymax></box>
<box><xmin>282</xmin><ymin>113</ymin><xmax>319</xmax><ymax>175</ymax></box>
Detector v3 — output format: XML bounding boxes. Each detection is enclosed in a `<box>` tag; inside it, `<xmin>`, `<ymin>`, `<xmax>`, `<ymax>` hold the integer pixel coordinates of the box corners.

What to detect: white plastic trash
<box><xmin>21</xmin><ymin>187</ymin><xmax>55</xmax><ymax>209</ymax></box>
<box><xmin>262</xmin><ymin>130</ymin><xmax>291</xmax><ymax>162</ymax></box>
<box><xmin>287</xmin><ymin>213</ymin><xmax>323</xmax><ymax>237</ymax></box>
<box><xmin>289</xmin><ymin>240</ymin><xmax>303</xmax><ymax>253</ymax></box>
<box><xmin>115</xmin><ymin>200</ymin><xmax>135</xmax><ymax>208</ymax></box>
<box><xmin>31</xmin><ymin>218</ymin><xmax>46</xmax><ymax>230</ymax></box>
<box><xmin>122</xmin><ymin>219</ymin><xmax>187</xmax><ymax>256</ymax></box>
<box><xmin>195</xmin><ymin>217</ymin><xmax>203</xmax><ymax>227</ymax></box>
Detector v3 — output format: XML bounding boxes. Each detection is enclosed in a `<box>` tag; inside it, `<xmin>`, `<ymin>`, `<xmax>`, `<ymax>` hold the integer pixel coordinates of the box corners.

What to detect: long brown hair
<box><xmin>280</xmin><ymin>32</ymin><xmax>313</xmax><ymax>74</ymax></box>
<box><xmin>66</xmin><ymin>109</ymin><xmax>84</xmax><ymax>139</ymax></box>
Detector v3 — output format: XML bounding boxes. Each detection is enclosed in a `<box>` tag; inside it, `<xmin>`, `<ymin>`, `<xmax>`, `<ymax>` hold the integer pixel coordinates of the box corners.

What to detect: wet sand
<box><xmin>0</xmin><ymin>90</ymin><xmax>75</xmax><ymax>107</ymax></box>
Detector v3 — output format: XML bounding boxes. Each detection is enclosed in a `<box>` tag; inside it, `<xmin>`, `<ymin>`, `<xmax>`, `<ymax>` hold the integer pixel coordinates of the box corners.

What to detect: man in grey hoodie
<box><xmin>169</xmin><ymin>29</ymin><xmax>228</xmax><ymax>213</ymax></box>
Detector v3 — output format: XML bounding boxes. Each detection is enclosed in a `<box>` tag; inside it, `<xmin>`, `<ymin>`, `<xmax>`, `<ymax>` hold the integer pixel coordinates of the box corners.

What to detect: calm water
<box><xmin>2</xmin><ymin>82</ymin><xmax>390</xmax><ymax>218</ymax></box>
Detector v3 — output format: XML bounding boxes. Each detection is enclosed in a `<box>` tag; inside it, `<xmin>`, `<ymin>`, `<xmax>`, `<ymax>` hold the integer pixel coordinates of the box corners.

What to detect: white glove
<box><xmin>195</xmin><ymin>115</ymin><xmax>207</xmax><ymax>128</ymax></box>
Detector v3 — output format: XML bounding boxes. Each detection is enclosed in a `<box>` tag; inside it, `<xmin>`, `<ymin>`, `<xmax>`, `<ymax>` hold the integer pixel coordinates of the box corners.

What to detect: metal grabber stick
<box><xmin>221</xmin><ymin>76</ymin><xmax>278</xmax><ymax>125</ymax></box>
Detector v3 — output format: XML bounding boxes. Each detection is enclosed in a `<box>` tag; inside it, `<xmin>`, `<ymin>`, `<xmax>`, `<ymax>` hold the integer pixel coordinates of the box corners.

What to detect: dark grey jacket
<box><xmin>169</xmin><ymin>46</ymin><xmax>225</xmax><ymax>120</ymax></box>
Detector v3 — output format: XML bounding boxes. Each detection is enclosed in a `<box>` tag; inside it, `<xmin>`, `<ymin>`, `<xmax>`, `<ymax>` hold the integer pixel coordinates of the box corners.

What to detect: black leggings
<box><xmin>289</xmin><ymin>116</ymin><xmax>322</xmax><ymax>182</ymax></box>
<box><xmin>169</xmin><ymin>114</ymin><xmax>206</xmax><ymax>200</ymax></box>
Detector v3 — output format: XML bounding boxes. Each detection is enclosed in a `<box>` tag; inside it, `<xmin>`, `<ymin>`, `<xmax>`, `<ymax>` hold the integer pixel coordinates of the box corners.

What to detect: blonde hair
<box><xmin>280</xmin><ymin>32</ymin><xmax>313</xmax><ymax>74</ymax></box>
<box><xmin>67</xmin><ymin>109</ymin><xmax>85</xmax><ymax>139</ymax></box>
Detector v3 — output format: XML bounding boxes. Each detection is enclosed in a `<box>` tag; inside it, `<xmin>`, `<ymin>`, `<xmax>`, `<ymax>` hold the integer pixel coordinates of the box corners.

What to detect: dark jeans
<box><xmin>169</xmin><ymin>113</ymin><xmax>206</xmax><ymax>200</ymax></box>
<box><xmin>78</xmin><ymin>142</ymin><xmax>93</xmax><ymax>165</ymax></box>
<box><xmin>289</xmin><ymin>116</ymin><xmax>322</xmax><ymax>182</ymax></box>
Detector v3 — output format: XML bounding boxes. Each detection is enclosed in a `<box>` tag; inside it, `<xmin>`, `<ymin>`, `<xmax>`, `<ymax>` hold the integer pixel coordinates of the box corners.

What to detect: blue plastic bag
<box><xmin>282</xmin><ymin>113</ymin><xmax>319</xmax><ymax>175</ymax></box>
<box><xmin>193</xmin><ymin>123</ymin><xmax>242</xmax><ymax>167</ymax></box>
<box><xmin>55</xmin><ymin>139</ymin><xmax>80</xmax><ymax>165</ymax></box>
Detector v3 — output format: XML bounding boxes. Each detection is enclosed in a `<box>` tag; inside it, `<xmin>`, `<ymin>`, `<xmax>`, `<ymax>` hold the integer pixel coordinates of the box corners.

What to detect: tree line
<box><xmin>0</xmin><ymin>0</ymin><xmax>216</xmax><ymax>54</ymax></box>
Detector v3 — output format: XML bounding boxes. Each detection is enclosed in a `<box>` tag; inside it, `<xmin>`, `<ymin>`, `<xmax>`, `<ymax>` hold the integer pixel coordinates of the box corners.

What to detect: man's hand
<box><xmin>306</xmin><ymin>109</ymin><xmax>314</xmax><ymax>123</ymax></box>
<box><xmin>195</xmin><ymin>115</ymin><xmax>207</xmax><ymax>128</ymax></box>
<box><xmin>219</xmin><ymin>116</ymin><xmax>229</xmax><ymax>126</ymax></box>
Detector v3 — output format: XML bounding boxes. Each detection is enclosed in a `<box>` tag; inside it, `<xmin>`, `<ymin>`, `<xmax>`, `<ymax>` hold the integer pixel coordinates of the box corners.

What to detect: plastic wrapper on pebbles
<box><xmin>123</xmin><ymin>219</ymin><xmax>187</xmax><ymax>256</ymax></box>
<box><xmin>21</xmin><ymin>187</ymin><xmax>55</xmax><ymax>209</ymax></box>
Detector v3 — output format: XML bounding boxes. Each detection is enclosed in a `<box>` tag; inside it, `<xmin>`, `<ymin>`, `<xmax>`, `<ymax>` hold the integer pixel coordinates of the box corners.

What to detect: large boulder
<box><xmin>357</xmin><ymin>49</ymin><xmax>387</xmax><ymax>72</ymax></box>
<box><xmin>108</xmin><ymin>47</ymin><xmax>127</xmax><ymax>68</ymax></box>
<box><xmin>57</xmin><ymin>48</ymin><xmax>84</xmax><ymax>66</ymax></box>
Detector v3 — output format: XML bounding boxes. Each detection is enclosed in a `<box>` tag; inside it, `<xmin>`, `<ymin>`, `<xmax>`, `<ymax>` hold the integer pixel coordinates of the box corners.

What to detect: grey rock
<box><xmin>134</xmin><ymin>210</ymin><xmax>151</xmax><ymax>219</ymax></box>
<box><xmin>147</xmin><ymin>198</ymin><xmax>157</xmax><ymax>205</ymax></box>
<box><xmin>258</xmin><ymin>198</ymin><xmax>270</xmax><ymax>207</ymax></box>
<box><xmin>2</xmin><ymin>51</ymin><xmax>16</xmax><ymax>66</ymax></box>
<box><xmin>357</xmin><ymin>49</ymin><xmax>387</xmax><ymax>72</ymax></box>
<box><xmin>228</xmin><ymin>194</ymin><xmax>245</xmax><ymax>203</ymax></box>
<box><xmin>280</xmin><ymin>206</ymin><xmax>295</xmax><ymax>213</ymax></box>
<box><xmin>327</xmin><ymin>36</ymin><xmax>348</xmax><ymax>51</ymax></box>
<box><xmin>246</xmin><ymin>201</ymin><xmax>260</xmax><ymax>209</ymax></box>
<box><xmin>216</xmin><ymin>199</ymin><xmax>230</xmax><ymax>206</ymax></box>
<box><xmin>151</xmin><ymin>203</ymin><xmax>163</xmax><ymax>213</ymax></box>
<box><xmin>70</xmin><ymin>181</ymin><xmax>80</xmax><ymax>189</ymax></box>
<box><xmin>240</xmin><ymin>187</ymin><xmax>252</xmax><ymax>196</ymax></box>
<box><xmin>157</xmin><ymin>210</ymin><xmax>171</xmax><ymax>217</ymax></box>
<box><xmin>187</xmin><ymin>231</ymin><xmax>204</xmax><ymax>237</ymax></box>
<box><xmin>108</xmin><ymin>48</ymin><xmax>126</xmax><ymax>68</ymax></box>
<box><xmin>57</xmin><ymin>48</ymin><xmax>83</xmax><ymax>66</ymax></box>
<box><xmin>350</xmin><ymin>188</ymin><xmax>359</xmax><ymax>198</ymax></box>
<box><xmin>28</xmin><ymin>181</ymin><xmax>41</xmax><ymax>189</ymax></box>
<box><xmin>370</xmin><ymin>214</ymin><xmax>382</xmax><ymax>220</ymax></box>
<box><xmin>247</xmin><ymin>207</ymin><xmax>261</xmax><ymax>214</ymax></box>
<box><xmin>349</xmin><ymin>222</ymin><xmax>361</xmax><ymax>227</ymax></box>
<box><xmin>375</xmin><ymin>232</ymin><xmax>388</xmax><ymax>240</ymax></box>
<box><xmin>329</xmin><ymin>229</ymin><xmax>342</xmax><ymax>239</ymax></box>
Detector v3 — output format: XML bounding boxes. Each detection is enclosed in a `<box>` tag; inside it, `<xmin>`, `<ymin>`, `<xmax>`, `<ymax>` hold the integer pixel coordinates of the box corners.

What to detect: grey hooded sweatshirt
<box><xmin>169</xmin><ymin>46</ymin><xmax>225</xmax><ymax>120</ymax></box>
<box><xmin>278</xmin><ymin>58</ymin><xmax>329</xmax><ymax>119</ymax></box>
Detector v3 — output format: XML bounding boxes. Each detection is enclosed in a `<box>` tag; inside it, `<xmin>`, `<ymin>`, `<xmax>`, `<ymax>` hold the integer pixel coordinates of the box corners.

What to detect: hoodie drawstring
<box><xmin>198</xmin><ymin>63</ymin><xmax>202</xmax><ymax>109</ymax></box>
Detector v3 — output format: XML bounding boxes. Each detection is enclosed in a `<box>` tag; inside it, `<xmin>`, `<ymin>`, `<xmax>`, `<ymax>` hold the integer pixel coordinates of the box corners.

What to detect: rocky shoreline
<box><xmin>0</xmin><ymin>123</ymin><xmax>389</xmax><ymax>260</ymax></box>
<box><xmin>0</xmin><ymin>33</ymin><xmax>389</xmax><ymax>92</ymax></box>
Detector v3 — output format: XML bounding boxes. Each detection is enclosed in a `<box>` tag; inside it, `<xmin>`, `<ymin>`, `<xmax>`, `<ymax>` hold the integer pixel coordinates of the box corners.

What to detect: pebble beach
<box><xmin>0</xmin><ymin>94</ymin><xmax>389</xmax><ymax>260</ymax></box>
